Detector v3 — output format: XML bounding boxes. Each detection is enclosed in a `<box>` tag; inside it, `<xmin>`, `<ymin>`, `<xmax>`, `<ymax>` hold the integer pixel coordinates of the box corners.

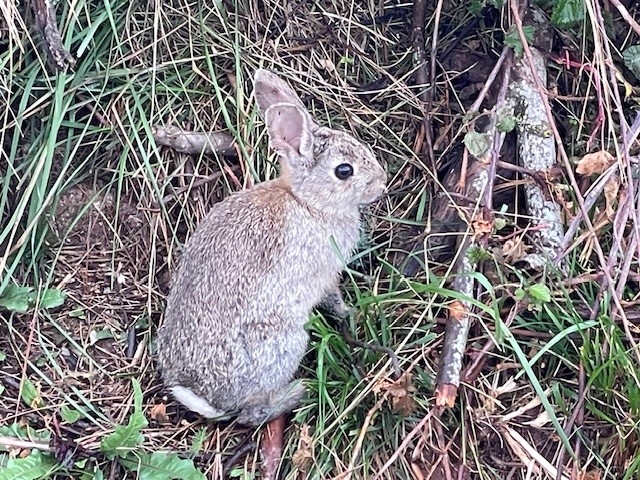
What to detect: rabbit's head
<box><xmin>254</xmin><ymin>69</ymin><xmax>387</xmax><ymax>212</ymax></box>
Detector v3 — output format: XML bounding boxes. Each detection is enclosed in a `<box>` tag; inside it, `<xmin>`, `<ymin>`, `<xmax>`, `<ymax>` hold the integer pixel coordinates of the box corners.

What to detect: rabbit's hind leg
<box><xmin>170</xmin><ymin>385</ymin><xmax>228</xmax><ymax>419</ymax></box>
<box><xmin>317</xmin><ymin>284</ymin><xmax>352</xmax><ymax>319</ymax></box>
<box><xmin>236</xmin><ymin>379</ymin><xmax>306</xmax><ymax>426</ymax></box>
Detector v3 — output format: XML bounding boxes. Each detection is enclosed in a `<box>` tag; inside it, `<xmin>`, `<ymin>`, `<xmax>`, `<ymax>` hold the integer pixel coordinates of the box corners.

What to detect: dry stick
<box><xmin>411</xmin><ymin>0</ymin><xmax>437</xmax><ymax>169</ymax></box>
<box><xmin>339</xmin><ymin>322</ymin><xmax>401</xmax><ymax>378</ymax></box>
<box><xmin>372</xmin><ymin>409</ymin><xmax>436</xmax><ymax>479</ymax></box>
<box><xmin>555</xmin><ymin>358</ymin><xmax>589</xmax><ymax>480</ymax></box>
<box><xmin>411</xmin><ymin>0</ymin><xmax>428</xmax><ymax>104</ymax></box>
<box><xmin>434</xmin><ymin>54</ymin><xmax>512</xmax><ymax>408</ymax></box>
<box><xmin>425</xmin><ymin>0</ymin><xmax>444</xmax><ymax>167</ymax></box>
<box><xmin>433</xmin><ymin>420</ymin><xmax>454</xmax><ymax>480</ymax></box>
<box><xmin>152</xmin><ymin>125</ymin><xmax>237</xmax><ymax>156</ymax></box>
<box><xmin>222</xmin><ymin>439</ymin><xmax>257</xmax><ymax>477</ymax></box>
<box><xmin>595</xmin><ymin>1</ymin><xmax>640</xmax><ymax>319</ymax></box>
<box><xmin>467</xmin><ymin>46</ymin><xmax>511</xmax><ymax>116</ymax></box>
<box><xmin>609</xmin><ymin>0</ymin><xmax>640</xmax><ymax>36</ymax></box>
<box><xmin>462</xmin><ymin>305</ymin><xmax>519</xmax><ymax>383</ymax></box>
<box><xmin>161</xmin><ymin>170</ymin><xmax>234</xmax><ymax>206</ymax></box>
<box><xmin>344</xmin><ymin>394</ymin><xmax>387</xmax><ymax>479</ymax></box>
<box><xmin>592</xmin><ymin>0</ymin><xmax>640</xmax><ymax>365</ymax></box>
<box><xmin>509</xmin><ymin>0</ymin><xmax>640</xmax><ymax>367</ymax></box>
<box><xmin>31</xmin><ymin>0</ymin><xmax>75</xmax><ymax>71</ymax></box>
<box><xmin>558</xmin><ymin>164</ymin><xmax>619</xmax><ymax>259</ymax></box>
<box><xmin>0</xmin><ymin>436</ymin><xmax>53</xmax><ymax>452</ymax></box>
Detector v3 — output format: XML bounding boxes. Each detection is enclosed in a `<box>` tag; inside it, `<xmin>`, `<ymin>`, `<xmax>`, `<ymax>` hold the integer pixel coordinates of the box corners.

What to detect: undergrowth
<box><xmin>1</xmin><ymin>0</ymin><xmax>640</xmax><ymax>479</ymax></box>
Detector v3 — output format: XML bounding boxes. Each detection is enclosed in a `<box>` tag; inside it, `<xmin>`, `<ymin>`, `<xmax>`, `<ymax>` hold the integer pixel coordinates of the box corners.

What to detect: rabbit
<box><xmin>156</xmin><ymin>69</ymin><xmax>387</xmax><ymax>426</ymax></box>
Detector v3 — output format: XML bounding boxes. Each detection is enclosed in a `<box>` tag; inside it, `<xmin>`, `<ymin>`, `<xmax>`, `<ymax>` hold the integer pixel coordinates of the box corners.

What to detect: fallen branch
<box><xmin>31</xmin><ymin>0</ymin><xmax>75</xmax><ymax>71</ymax></box>
<box><xmin>411</xmin><ymin>0</ymin><xmax>428</xmax><ymax>104</ymax></box>
<box><xmin>152</xmin><ymin>125</ymin><xmax>237</xmax><ymax>156</ymax></box>
<box><xmin>434</xmin><ymin>53</ymin><xmax>512</xmax><ymax>408</ymax></box>
<box><xmin>508</xmin><ymin>8</ymin><xmax>564</xmax><ymax>269</ymax></box>
<box><xmin>0</xmin><ymin>435</ymin><xmax>53</xmax><ymax>452</ymax></box>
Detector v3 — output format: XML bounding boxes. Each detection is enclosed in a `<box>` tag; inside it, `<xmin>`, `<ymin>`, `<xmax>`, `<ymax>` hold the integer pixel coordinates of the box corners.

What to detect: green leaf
<box><xmin>0</xmin><ymin>450</ymin><xmax>58</xmax><ymax>480</ymax></box>
<box><xmin>20</xmin><ymin>378</ymin><xmax>43</xmax><ymax>409</ymax></box>
<box><xmin>0</xmin><ymin>285</ymin><xmax>65</xmax><ymax>313</ymax></box>
<box><xmin>551</xmin><ymin>0</ymin><xmax>585</xmax><ymax>28</ymax></box>
<box><xmin>0</xmin><ymin>423</ymin><xmax>51</xmax><ymax>445</ymax></box>
<box><xmin>0</xmin><ymin>351</ymin><xmax>6</xmax><ymax>361</ymax></box>
<box><xmin>100</xmin><ymin>379</ymin><xmax>148</xmax><ymax>459</ymax></box>
<box><xmin>39</xmin><ymin>288</ymin><xmax>66</xmax><ymax>310</ymax></box>
<box><xmin>623</xmin><ymin>45</ymin><xmax>640</xmax><ymax>79</ymax></box>
<box><xmin>60</xmin><ymin>405</ymin><xmax>81</xmax><ymax>423</ymax></box>
<box><xmin>0</xmin><ymin>285</ymin><xmax>34</xmax><ymax>313</ymax></box>
<box><xmin>119</xmin><ymin>452</ymin><xmax>206</xmax><ymax>480</ymax></box>
<box><xmin>528</xmin><ymin>283</ymin><xmax>551</xmax><ymax>303</ymax></box>
<box><xmin>464</xmin><ymin>131</ymin><xmax>490</xmax><ymax>158</ymax></box>
<box><xmin>504</xmin><ymin>25</ymin><xmax>535</xmax><ymax>57</ymax></box>
<box><xmin>68</xmin><ymin>308</ymin><xmax>86</xmax><ymax>319</ymax></box>
<box><xmin>497</xmin><ymin>114</ymin><xmax>516</xmax><ymax>133</ymax></box>
<box><xmin>190</xmin><ymin>428</ymin><xmax>208</xmax><ymax>454</ymax></box>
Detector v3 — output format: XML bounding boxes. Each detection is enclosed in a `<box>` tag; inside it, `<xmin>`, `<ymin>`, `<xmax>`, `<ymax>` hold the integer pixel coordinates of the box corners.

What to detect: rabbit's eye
<box><xmin>334</xmin><ymin>163</ymin><xmax>354</xmax><ymax>180</ymax></box>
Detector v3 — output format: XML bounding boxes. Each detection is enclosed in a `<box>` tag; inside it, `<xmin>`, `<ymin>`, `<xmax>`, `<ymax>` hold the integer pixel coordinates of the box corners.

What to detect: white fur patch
<box><xmin>170</xmin><ymin>386</ymin><xmax>224</xmax><ymax>418</ymax></box>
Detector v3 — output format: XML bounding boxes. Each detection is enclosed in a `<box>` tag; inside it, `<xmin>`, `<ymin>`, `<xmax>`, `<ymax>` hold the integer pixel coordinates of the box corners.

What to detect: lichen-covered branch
<box><xmin>32</xmin><ymin>0</ymin><xmax>75</xmax><ymax>71</ymax></box>
<box><xmin>509</xmin><ymin>12</ymin><xmax>564</xmax><ymax>269</ymax></box>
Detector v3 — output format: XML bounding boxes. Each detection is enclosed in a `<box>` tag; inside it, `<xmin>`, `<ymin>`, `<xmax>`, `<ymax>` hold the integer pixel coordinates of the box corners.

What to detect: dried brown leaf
<box><xmin>149</xmin><ymin>403</ymin><xmax>168</xmax><ymax>423</ymax></box>
<box><xmin>389</xmin><ymin>372</ymin><xmax>418</xmax><ymax>416</ymax></box>
<box><xmin>472</xmin><ymin>217</ymin><xmax>493</xmax><ymax>238</ymax></box>
<box><xmin>502</xmin><ymin>237</ymin><xmax>528</xmax><ymax>263</ymax></box>
<box><xmin>291</xmin><ymin>424</ymin><xmax>313</xmax><ymax>472</ymax></box>
<box><xmin>575</xmin><ymin>151</ymin><xmax>614</xmax><ymax>175</ymax></box>
<box><xmin>604</xmin><ymin>174</ymin><xmax>620</xmax><ymax>218</ymax></box>
<box><xmin>578</xmin><ymin>469</ymin><xmax>602</xmax><ymax>480</ymax></box>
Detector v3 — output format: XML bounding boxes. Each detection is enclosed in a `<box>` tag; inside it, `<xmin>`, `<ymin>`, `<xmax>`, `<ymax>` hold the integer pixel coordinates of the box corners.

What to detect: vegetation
<box><xmin>1</xmin><ymin>0</ymin><xmax>639</xmax><ymax>478</ymax></box>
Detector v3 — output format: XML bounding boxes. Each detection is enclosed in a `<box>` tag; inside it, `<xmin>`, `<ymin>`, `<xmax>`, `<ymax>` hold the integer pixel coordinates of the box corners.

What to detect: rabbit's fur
<box><xmin>156</xmin><ymin>69</ymin><xmax>387</xmax><ymax>426</ymax></box>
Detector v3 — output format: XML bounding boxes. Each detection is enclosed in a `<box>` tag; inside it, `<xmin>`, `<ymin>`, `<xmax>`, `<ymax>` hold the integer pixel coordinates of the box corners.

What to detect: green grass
<box><xmin>2</xmin><ymin>0</ymin><xmax>640</xmax><ymax>478</ymax></box>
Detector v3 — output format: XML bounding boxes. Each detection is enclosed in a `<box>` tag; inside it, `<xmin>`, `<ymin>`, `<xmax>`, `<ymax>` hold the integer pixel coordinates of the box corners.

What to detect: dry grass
<box><xmin>1</xmin><ymin>0</ymin><xmax>640</xmax><ymax>479</ymax></box>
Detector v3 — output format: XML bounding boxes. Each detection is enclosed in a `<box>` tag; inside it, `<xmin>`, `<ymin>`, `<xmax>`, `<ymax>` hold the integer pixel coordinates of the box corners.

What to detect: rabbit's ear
<box><xmin>254</xmin><ymin>69</ymin><xmax>307</xmax><ymax>115</ymax></box>
<box><xmin>264</xmin><ymin>104</ymin><xmax>314</xmax><ymax>166</ymax></box>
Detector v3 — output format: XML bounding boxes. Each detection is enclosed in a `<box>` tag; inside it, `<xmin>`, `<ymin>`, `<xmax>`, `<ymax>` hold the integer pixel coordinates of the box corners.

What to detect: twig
<box><xmin>462</xmin><ymin>305</ymin><xmax>519</xmax><ymax>383</ymax></box>
<box><xmin>508</xmin><ymin>5</ymin><xmax>564</xmax><ymax>269</ymax></box>
<box><xmin>592</xmin><ymin>0</ymin><xmax>640</xmax><ymax>384</ymax></box>
<box><xmin>344</xmin><ymin>395</ymin><xmax>387</xmax><ymax>479</ymax></box>
<box><xmin>433</xmin><ymin>419</ymin><xmax>454</xmax><ymax>480</ymax></box>
<box><xmin>339</xmin><ymin>322</ymin><xmax>401</xmax><ymax>379</ymax></box>
<box><xmin>434</xmin><ymin>51</ymin><xmax>512</xmax><ymax>408</ymax></box>
<box><xmin>222</xmin><ymin>439</ymin><xmax>257</xmax><ymax>477</ymax></box>
<box><xmin>609</xmin><ymin>0</ymin><xmax>640</xmax><ymax>36</ymax></box>
<box><xmin>411</xmin><ymin>0</ymin><xmax>428</xmax><ymax>104</ymax></box>
<box><xmin>161</xmin><ymin>170</ymin><xmax>237</xmax><ymax>206</ymax></box>
<box><xmin>372</xmin><ymin>408</ymin><xmax>436</xmax><ymax>479</ymax></box>
<box><xmin>152</xmin><ymin>125</ymin><xmax>237</xmax><ymax>156</ymax></box>
<box><xmin>467</xmin><ymin>46</ymin><xmax>511</xmax><ymax>116</ymax></box>
<box><xmin>555</xmin><ymin>358</ymin><xmax>588</xmax><ymax>480</ymax></box>
<box><xmin>31</xmin><ymin>0</ymin><xmax>75</xmax><ymax>71</ymax></box>
<box><xmin>0</xmin><ymin>436</ymin><xmax>53</xmax><ymax>452</ymax></box>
